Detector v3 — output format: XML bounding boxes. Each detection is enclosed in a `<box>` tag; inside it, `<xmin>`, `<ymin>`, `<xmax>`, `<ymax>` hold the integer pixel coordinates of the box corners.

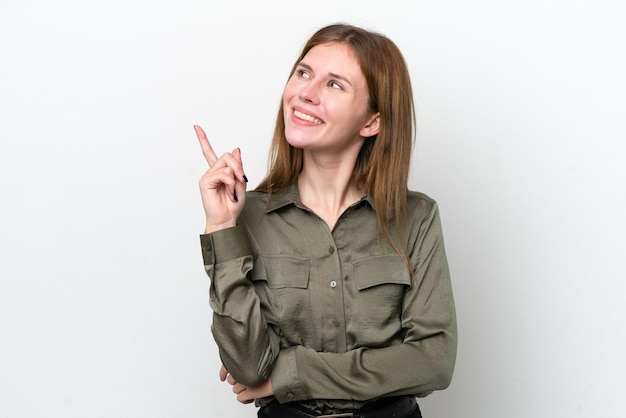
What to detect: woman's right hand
<box><xmin>195</xmin><ymin>125</ymin><xmax>247</xmax><ymax>234</ymax></box>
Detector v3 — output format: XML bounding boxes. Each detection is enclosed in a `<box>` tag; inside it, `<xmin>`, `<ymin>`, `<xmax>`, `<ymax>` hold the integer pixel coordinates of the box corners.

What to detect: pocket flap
<box><xmin>353</xmin><ymin>255</ymin><xmax>411</xmax><ymax>290</ymax></box>
<box><xmin>262</xmin><ymin>255</ymin><xmax>310</xmax><ymax>289</ymax></box>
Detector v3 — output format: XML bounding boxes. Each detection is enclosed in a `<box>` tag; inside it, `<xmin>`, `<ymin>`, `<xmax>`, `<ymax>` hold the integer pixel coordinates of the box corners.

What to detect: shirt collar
<box><xmin>264</xmin><ymin>183</ymin><xmax>301</xmax><ymax>213</ymax></box>
<box><xmin>264</xmin><ymin>182</ymin><xmax>374</xmax><ymax>213</ymax></box>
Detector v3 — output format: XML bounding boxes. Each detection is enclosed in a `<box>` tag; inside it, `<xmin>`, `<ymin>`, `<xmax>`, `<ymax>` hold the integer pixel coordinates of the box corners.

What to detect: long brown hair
<box><xmin>256</xmin><ymin>23</ymin><xmax>415</xmax><ymax>255</ymax></box>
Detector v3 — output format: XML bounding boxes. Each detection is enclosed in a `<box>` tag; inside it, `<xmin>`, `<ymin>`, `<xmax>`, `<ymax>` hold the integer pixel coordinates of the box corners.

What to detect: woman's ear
<box><xmin>360</xmin><ymin>113</ymin><xmax>380</xmax><ymax>137</ymax></box>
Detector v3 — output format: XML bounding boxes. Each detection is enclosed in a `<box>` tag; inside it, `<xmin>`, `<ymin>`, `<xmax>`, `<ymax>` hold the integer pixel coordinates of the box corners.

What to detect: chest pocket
<box><xmin>352</xmin><ymin>255</ymin><xmax>411</xmax><ymax>344</ymax></box>
<box><xmin>252</xmin><ymin>254</ymin><xmax>311</xmax><ymax>341</ymax></box>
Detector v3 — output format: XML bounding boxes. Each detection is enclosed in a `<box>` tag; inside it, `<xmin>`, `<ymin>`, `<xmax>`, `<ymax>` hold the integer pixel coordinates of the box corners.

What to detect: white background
<box><xmin>1</xmin><ymin>1</ymin><xmax>625</xmax><ymax>417</ymax></box>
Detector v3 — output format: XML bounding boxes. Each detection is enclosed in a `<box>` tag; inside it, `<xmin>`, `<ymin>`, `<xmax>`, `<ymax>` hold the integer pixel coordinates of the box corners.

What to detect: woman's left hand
<box><xmin>219</xmin><ymin>364</ymin><xmax>274</xmax><ymax>404</ymax></box>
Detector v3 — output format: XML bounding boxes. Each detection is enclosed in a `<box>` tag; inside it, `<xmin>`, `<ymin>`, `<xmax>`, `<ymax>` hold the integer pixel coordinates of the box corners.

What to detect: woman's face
<box><xmin>282</xmin><ymin>42</ymin><xmax>379</xmax><ymax>155</ymax></box>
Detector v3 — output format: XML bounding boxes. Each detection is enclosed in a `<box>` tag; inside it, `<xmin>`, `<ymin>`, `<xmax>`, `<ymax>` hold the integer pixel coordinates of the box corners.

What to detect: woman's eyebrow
<box><xmin>329</xmin><ymin>72</ymin><xmax>353</xmax><ymax>87</ymax></box>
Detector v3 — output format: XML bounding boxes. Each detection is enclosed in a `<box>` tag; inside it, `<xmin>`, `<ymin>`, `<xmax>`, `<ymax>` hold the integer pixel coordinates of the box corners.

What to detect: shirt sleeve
<box><xmin>200</xmin><ymin>225</ymin><xmax>281</xmax><ymax>387</ymax></box>
<box><xmin>270</xmin><ymin>203</ymin><xmax>457</xmax><ymax>402</ymax></box>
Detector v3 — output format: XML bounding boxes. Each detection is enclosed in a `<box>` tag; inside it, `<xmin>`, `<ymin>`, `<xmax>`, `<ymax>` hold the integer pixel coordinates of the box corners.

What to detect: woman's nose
<box><xmin>298</xmin><ymin>81</ymin><xmax>320</xmax><ymax>104</ymax></box>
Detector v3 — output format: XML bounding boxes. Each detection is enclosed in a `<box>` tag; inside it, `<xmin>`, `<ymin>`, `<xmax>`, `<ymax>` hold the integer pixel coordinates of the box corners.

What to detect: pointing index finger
<box><xmin>194</xmin><ymin>125</ymin><xmax>219</xmax><ymax>166</ymax></box>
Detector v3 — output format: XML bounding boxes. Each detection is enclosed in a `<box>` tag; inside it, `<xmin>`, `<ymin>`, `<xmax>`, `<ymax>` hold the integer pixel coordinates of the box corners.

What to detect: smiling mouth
<box><xmin>293</xmin><ymin>109</ymin><xmax>323</xmax><ymax>125</ymax></box>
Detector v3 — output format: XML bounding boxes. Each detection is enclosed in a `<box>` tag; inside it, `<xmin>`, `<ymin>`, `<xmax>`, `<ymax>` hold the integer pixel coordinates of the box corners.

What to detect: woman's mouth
<box><xmin>293</xmin><ymin>109</ymin><xmax>323</xmax><ymax>125</ymax></box>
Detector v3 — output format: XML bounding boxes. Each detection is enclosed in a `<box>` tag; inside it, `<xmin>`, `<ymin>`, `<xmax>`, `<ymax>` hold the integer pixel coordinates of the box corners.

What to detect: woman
<box><xmin>195</xmin><ymin>23</ymin><xmax>456</xmax><ymax>418</ymax></box>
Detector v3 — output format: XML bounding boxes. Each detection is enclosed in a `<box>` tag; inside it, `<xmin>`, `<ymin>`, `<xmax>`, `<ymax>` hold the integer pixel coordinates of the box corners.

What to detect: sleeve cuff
<box><xmin>200</xmin><ymin>225</ymin><xmax>253</xmax><ymax>265</ymax></box>
<box><xmin>271</xmin><ymin>346</ymin><xmax>308</xmax><ymax>403</ymax></box>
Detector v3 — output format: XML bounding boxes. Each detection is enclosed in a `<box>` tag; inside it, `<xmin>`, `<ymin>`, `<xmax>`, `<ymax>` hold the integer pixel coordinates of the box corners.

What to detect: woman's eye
<box><xmin>329</xmin><ymin>81</ymin><xmax>343</xmax><ymax>90</ymax></box>
<box><xmin>297</xmin><ymin>69</ymin><xmax>310</xmax><ymax>79</ymax></box>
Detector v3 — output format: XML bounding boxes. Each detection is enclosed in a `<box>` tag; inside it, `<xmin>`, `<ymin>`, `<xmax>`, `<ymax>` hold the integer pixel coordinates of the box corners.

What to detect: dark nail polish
<box><xmin>233</xmin><ymin>190</ymin><xmax>238</xmax><ymax>202</ymax></box>
<box><xmin>242</xmin><ymin>175</ymin><xmax>249</xmax><ymax>183</ymax></box>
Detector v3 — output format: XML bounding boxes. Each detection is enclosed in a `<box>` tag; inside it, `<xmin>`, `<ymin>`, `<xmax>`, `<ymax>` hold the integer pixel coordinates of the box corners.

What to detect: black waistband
<box><xmin>260</xmin><ymin>395</ymin><xmax>419</xmax><ymax>418</ymax></box>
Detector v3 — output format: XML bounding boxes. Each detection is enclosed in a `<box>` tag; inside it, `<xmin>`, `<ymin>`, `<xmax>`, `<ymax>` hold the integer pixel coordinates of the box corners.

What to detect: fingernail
<box><xmin>233</xmin><ymin>190</ymin><xmax>238</xmax><ymax>202</ymax></box>
<box><xmin>242</xmin><ymin>175</ymin><xmax>248</xmax><ymax>183</ymax></box>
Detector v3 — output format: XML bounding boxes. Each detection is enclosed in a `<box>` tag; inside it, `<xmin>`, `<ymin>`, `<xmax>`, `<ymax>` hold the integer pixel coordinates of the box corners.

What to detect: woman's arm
<box><xmin>196</xmin><ymin>125</ymin><xmax>281</xmax><ymax>386</ymax></box>
<box><xmin>201</xmin><ymin>225</ymin><xmax>281</xmax><ymax>387</ymax></box>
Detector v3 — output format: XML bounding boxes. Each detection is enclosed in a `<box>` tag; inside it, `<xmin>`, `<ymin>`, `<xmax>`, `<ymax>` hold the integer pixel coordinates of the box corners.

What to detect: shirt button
<box><xmin>286</xmin><ymin>391</ymin><xmax>294</xmax><ymax>399</ymax></box>
<box><xmin>328</xmin><ymin>246</ymin><xmax>335</xmax><ymax>254</ymax></box>
<box><xmin>330</xmin><ymin>280</ymin><xmax>337</xmax><ymax>288</ymax></box>
<box><xmin>332</xmin><ymin>319</ymin><xmax>340</xmax><ymax>327</ymax></box>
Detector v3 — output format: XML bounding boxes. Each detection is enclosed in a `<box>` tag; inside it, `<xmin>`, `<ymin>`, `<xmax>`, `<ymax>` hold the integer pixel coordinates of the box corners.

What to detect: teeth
<box><xmin>294</xmin><ymin>110</ymin><xmax>322</xmax><ymax>124</ymax></box>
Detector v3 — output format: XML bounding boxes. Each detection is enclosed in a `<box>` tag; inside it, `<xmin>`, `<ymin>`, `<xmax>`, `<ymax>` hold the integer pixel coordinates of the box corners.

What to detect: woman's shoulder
<box><xmin>406</xmin><ymin>190</ymin><xmax>441</xmax><ymax>219</ymax></box>
<box><xmin>236</xmin><ymin>191</ymin><xmax>269</xmax><ymax>227</ymax></box>
<box><xmin>242</xmin><ymin>190</ymin><xmax>270</xmax><ymax>212</ymax></box>
<box><xmin>403</xmin><ymin>191</ymin><xmax>446</xmax><ymax>238</ymax></box>
<box><xmin>245</xmin><ymin>190</ymin><xmax>269</xmax><ymax>201</ymax></box>
<box><xmin>407</xmin><ymin>189</ymin><xmax>437</xmax><ymax>206</ymax></box>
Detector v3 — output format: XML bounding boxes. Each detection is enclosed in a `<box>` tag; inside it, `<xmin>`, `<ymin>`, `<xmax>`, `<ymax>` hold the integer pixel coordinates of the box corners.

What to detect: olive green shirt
<box><xmin>200</xmin><ymin>184</ymin><xmax>456</xmax><ymax>411</ymax></box>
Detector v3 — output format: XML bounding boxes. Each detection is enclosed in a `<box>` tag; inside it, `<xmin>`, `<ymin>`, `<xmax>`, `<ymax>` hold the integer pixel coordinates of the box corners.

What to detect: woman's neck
<box><xmin>297</xmin><ymin>151</ymin><xmax>364</xmax><ymax>229</ymax></box>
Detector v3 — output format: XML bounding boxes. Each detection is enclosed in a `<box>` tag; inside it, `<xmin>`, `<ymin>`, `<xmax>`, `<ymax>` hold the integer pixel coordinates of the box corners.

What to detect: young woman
<box><xmin>195</xmin><ymin>23</ymin><xmax>457</xmax><ymax>418</ymax></box>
